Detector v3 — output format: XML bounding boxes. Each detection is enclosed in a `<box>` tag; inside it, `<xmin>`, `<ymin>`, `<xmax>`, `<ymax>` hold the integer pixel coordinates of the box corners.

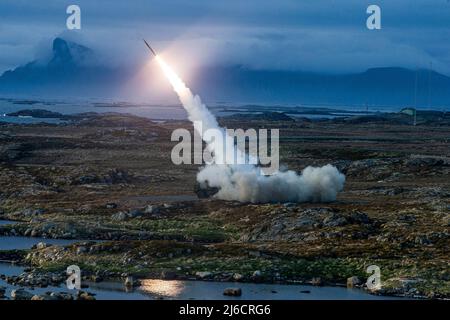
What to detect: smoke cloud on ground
<box><xmin>156</xmin><ymin>56</ymin><xmax>345</xmax><ymax>203</ymax></box>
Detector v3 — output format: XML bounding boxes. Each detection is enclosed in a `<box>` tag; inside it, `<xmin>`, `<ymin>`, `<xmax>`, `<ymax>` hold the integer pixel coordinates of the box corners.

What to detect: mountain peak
<box><xmin>49</xmin><ymin>37</ymin><xmax>94</xmax><ymax>67</ymax></box>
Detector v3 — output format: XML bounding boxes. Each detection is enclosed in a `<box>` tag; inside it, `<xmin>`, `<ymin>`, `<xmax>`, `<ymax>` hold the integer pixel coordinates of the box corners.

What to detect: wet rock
<box><xmin>223</xmin><ymin>288</ymin><xmax>242</xmax><ymax>296</ymax></box>
<box><xmin>0</xmin><ymin>286</ymin><xmax>6</xmax><ymax>299</ymax></box>
<box><xmin>347</xmin><ymin>276</ymin><xmax>362</xmax><ymax>288</ymax></box>
<box><xmin>161</xmin><ymin>271</ymin><xmax>177</xmax><ymax>280</ymax></box>
<box><xmin>300</xmin><ymin>290</ymin><xmax>311</xmax><ymax>294</ymax></box>
<box><xmin>50</xmin><ymin>292</ymin><xmax>73</xmax><ymax>300</ymax></box>
<box><xmin>31</xmin><ymin>292</ymin><xmax>72</xmax><ymax>301</ymax></box>
<box><xmin>11</xmin><ymin>288</ymin><xmax>34</xmax><ymax>300</ymax></box>
<box><xmin>35</xmin><ymin>242</ymin><xmax>48</xmax><ymax>250</ymax></box>
<box><xmin>195</xmin><ymin>271</ymin><xmax>212</xmax><ymax>279</ymax></box>
<box><xmin>311</xmin><ymin>277</ymin><xmax>323</xmax><ymax>286</ymax></box>
<box><xmin>91</xmin><ymin>275</ymin><xmax>103</xmax><ymax>283</ymax></box>
<box><xmin>124</xmin><ymin>276</ymin><xmax>135</xmax><ymax>287</ymax></box>
<box><xmin>251</xmin><ymin>270</ymin><xmax>262</xmax><ymax>282</ymax></box>
<box><xmin>233</xmin><ymin>273</ymin><xmax>244</xmax><ymax>281</ymax></box>
<box><xmin>77</xmin><ymin>291</ymin><xmax>96</xmax><ymax>301</ymax></box>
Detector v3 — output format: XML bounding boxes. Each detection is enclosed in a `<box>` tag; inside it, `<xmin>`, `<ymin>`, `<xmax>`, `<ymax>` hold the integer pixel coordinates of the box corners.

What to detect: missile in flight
<box><xmin>143</xmin><ymin>39</ymin><xmax>157</xmax><ymax>57</ymax></box>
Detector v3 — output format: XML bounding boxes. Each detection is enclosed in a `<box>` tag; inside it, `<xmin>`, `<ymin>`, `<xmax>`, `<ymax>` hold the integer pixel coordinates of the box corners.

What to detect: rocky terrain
<box><xmin>0</xmin><ymin>110</ymin><xmax>449</xmax><ymax>299</ymax></box>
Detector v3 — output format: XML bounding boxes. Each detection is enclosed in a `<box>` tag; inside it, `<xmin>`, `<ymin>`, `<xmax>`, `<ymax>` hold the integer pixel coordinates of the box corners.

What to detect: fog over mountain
<box><xmin>1</xmin><ymin>37</ymin><xmax>450</xmax><ymax>108</ymax></box>
<box><xmin>0</xmin><ymin>38</ymin><xmax>135</xmax><ymax>97</ymax></box>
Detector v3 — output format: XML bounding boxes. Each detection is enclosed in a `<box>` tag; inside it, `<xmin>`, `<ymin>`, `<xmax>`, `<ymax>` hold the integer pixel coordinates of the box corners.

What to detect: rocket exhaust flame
<box><xmin>156</xmin><ymin>56</ymin><xmax>186</xmax><ymax>93</ymax></box>
<box><xmin>150</xmin><ymin>46</ymin><xmax>346</xmax><ymax>203</ymax></box>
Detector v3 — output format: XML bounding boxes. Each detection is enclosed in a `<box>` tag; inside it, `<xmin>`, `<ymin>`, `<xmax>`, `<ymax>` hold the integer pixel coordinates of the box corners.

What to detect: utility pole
<box><xmin>414</xmin><ymin>68</ymin><xmax>418</xmax><ymax>126</ymax></box>
<box><xmin>428</xmin><ymin>61</ymin><xmax>432</xmax><ymax>108</ymax></box>
<box><xmin>414</xmin><ymin>68</ymin><xmax>418</xmax><ymax>108</ymax></box>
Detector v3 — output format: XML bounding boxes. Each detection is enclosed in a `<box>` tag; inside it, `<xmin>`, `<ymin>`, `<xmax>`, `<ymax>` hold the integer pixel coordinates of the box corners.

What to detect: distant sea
<box><xmin>0</xmin><ymin>98</ymin><xmax>189</xmax><ymax>123</ymax></box>
<box><xmin>0</xmin><ymin>97</ymin><xmax>447</xmax><ymax>124</ymax></box>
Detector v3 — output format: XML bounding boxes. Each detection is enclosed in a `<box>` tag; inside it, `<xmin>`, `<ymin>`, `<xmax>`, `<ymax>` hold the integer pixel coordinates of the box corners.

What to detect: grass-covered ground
<box><xmin>0</xmin><ymin>112</ymin><xmax>449</xmax><ymax>298</ymax></box>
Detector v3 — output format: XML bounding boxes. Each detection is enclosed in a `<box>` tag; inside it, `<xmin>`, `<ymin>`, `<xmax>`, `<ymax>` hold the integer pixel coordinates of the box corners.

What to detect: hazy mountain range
<box><xmin>1</xmin><ymin>37</ymin><xmax>449</xmax><ymax>108</ymax></box>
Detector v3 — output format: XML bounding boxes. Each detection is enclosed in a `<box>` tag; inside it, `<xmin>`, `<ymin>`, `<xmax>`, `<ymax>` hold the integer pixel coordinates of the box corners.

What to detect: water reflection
<box><xmin>139</xmin><ymin>279</ymin><xmax>184</xmax><ymax>298</ymax></box>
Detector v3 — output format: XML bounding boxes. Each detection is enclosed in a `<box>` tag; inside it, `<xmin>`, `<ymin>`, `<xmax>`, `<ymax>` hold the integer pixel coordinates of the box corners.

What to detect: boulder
<box><xmin>112</xmin><ymin>211</ymin><xmax>127</xmax><ymax>221</ymax></box>
<box><xmin>76</xmin><ymin>246</ymin><xmax>87</xmax><ymax>255</ymax></box>
<box><xmin>347</xmin><ymin>276</ymin><xmax>362</xmax><ymax>288</ymax></box>
<box><xmin>323</xmin><ymin>214</ymin><xmax>348</xmax><ymax>227</ymax></box>
<box><xmin>144</xmin><ymin>205</ymin><xmax>160</xmax><ymax>215</ymax></box>
<box><xmin>124</xmin><ymin>276</ymin><xmax>135</xmax><ymax>287</ymax></box>
<box><xmin>232</xmin><ymin>273</ymin><xmax>244</xmax><ymax>281</ymax></box>
<box><xmin>195</xmin><ymin>271</ymin><xmax>213</xmax><ymax>279</ymax></box>
<box><xmin>11</xmin><ymin>289</ymin><xmax>34</xmax><ymax>300</ymax></box>
<box><xmin>311</xmin><ymin>277</ymin><xmax>323</xmax><ymax>286</ymax></box>
<box><xmin>77</xmin><ymin>291</ymin><xmax>96</xmax><ymax>301</ymax></box>
<box><xmin>35</xmin><ymin>242</ymin><xmax>48</xmax><ymax>250</ymax></box>
<box><xmin>250</xmin><ymin>270</ymin><xmax>263</xmax><ymax>282</ymax></box>
<box><xmin>223</xmin><ymin>288</ymin><xmax>242</xmax><ymax>296</ymax></box>
<box><xmin>161</xmin><ymin>271</ymin><xmax>177</xmax><ymax>280</ymax></box>
<box><xmin>128</xmin><ymin>209</ymin><xmax>144</xmax><ymax>218</ymax></box>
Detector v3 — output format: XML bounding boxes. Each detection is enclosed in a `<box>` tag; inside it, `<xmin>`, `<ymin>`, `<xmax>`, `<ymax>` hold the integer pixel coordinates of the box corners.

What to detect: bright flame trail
<box><xmin>155</xmin><ymin>55</ymin><xmax>345</xmax><ymax>203</ymax></box>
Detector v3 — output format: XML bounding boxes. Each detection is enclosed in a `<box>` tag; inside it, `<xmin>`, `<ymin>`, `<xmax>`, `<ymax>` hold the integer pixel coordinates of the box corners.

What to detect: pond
<box><xmin>0</xmin><ymin>263</ymin><xmax>400</xmax><ymax>300</ymax></box>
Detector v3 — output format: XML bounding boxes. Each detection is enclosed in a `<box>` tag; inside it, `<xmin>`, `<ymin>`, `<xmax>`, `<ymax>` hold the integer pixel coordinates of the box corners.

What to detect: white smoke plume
<box><xmin>156</xmin><ymin>56</ymin><xmax>345</xmax><ymax>203</ymax></box>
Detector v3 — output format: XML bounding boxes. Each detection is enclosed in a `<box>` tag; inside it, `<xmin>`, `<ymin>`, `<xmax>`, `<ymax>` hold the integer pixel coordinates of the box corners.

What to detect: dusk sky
<box><xmin>1</xmin><ymin>0</ymin><xmax>450</xmax><ymax>75</ymax></box>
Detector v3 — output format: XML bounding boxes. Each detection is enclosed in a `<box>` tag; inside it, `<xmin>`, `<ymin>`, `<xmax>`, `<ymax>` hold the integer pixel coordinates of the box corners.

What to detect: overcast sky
<box><xmin>1</xmin><ymin>0</ymin><xmax>450</xmax><ymax>75</ymax></box>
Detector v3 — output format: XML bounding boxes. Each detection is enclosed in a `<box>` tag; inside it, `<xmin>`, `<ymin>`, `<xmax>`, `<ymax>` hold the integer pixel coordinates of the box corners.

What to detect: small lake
<box><xmin>0</xmin><ymin>236</ymin><xmax>85</xmax><ymax>250</ymax></box>
<box><xmin>0</xmin><ymin>263</ymin><xmax>399</xmax><ymax>300</ymax></box>
<box><xmin>0</xmin><ymin>220</ymin><xmax>91</xmax><ymax>250</ymax></box>
<box><xmin>0</xmin><ymin>220</ymin><xmax>17</xmax><ymax>226</ymax></box>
